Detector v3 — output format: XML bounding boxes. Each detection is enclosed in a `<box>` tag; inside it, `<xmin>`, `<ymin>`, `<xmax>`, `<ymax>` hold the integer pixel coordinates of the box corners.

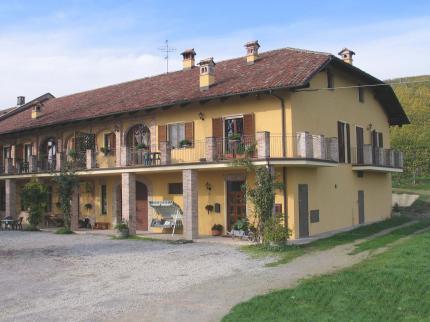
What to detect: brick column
<box><xmin>70</xmin><ymin>186</ymin><xmax>79</xmax><ymax>231</ymax></box>
<box><xmin>115</xmin><ymin>130</ymin><xmax>121</xmax><ymax>167</ymax></box>
<box><xmin>120</xmin><ymin>146</ymin><xmax>129</xmax><ymax>167</ymax></box>
<box><xmin>56</xmin><ymin>152</ymin><xmax>63</xmax><ymax>171</ymax></box>
<box><xmin>205</xmin><ymin>137</ymin><xmax>217</xmax><ymax>162</ymax></box>
<box><xmin>183</xmin><ymin>169</ymin><xmax>198</xmax><ymax>240</ymax></box>
<box><xmin>256</xmin><ymin>131</ymin><xmax>270</xmax><ymax>159</ymax></box>
<box><xmin>5</xmin><ymin>179</ymin><xmax>16</xmax><ymax>219</ymax></box>
<box><xmin>312</xmin><ymin>134</ymin><xmax>326</xmax><ymax>160</ymax></box>
<box><xmin>86</xmin><ymin>149</ymin><xmax>95</xmax><ymax>169</ymax></box>
<box><xmin>122</xmin><ymin>173</ymin><xmax>136</xmax><ymax>235</ymax></box>
<box><xmin>159</xmin><ymin>141</ymin><xmax>171</xmax><ymax>165</ymax></box>
<box><xmin>296</xmin><ymin>132</ymin><xmax>313</xmax><ymax>158</ymax></box>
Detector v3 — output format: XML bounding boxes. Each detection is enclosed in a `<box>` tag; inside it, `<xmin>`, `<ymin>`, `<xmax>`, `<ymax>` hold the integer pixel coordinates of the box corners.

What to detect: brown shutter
<box><xmin>378</xmin><ymin>132</ymin><xmax>383</xmax><ymax>148</ymax></box>
<box><xmin>158</xmin><ymin>125</ymin><xmax>167</xmax><ymax>144</ymax></box>
<box><xmin>337</xmin><ymin>121</ymin><xmax>345</xmax><ymax>163</ymax></box>
<box><xmin>346</xmin><ymin>123</ymin><xmax>351</xmax><ymax>163</ymax></box>
<box><xmin>0</xmin><ymin>145</ymin><xmax>3</xmax><ymax>164</ymax></box>
<box><xmin>110</xmin><ymin>133</ymin><xmax>116</xmax><ymax>155</ymax></box>
<box><xmin>16</xmin><ymin>144</ymin><xmax>23</xmax><ymax>161</ymax></box>
<box><xmin>185</xmin><ymin>122</ymin><xmax>194</xmax><ymax>145</ymax></box>
<box><xmin>212</xmin><ymin>118</ymin><xmax>223</xmax><ymax>139</ymax></box>
<box><xmin>243</xmin><ymin>114</ymin><xmax>255</xmax><ymax>142</ymax></box>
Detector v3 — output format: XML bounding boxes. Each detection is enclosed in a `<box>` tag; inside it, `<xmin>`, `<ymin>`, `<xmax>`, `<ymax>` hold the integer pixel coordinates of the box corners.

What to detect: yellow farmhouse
<box><xmin>0</xmin><ymin>42</ymin><xmax>408</xmax><ymax>239</ymax></box>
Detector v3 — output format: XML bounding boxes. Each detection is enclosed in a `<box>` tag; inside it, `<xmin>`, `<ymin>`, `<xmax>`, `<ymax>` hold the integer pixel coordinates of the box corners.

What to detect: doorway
<box><xmin>358</xmin><ymin>190</ymin><xmax>365</xmax><ymax>224</ymax></box>
<box><xmin>136</xmin><ymin>181</ymin><xmax>148</xmax><ymax>231</ymax></box>
<box><xmin>227</xmin><ymin>180</ymin><xmax>246</xmax><ymax>230</ymax></box>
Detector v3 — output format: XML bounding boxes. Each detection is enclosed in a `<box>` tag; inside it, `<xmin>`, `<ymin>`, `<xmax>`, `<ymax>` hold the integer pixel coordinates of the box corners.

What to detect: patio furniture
<box><xmin>227</xmin><ymin>229</ymin><xmax>256</xmax><ymax>242</ymax></box>
<box><xmin>149</xmin><ymin>200</ymin><xmax>183</xmax><ymax>236</ymax></box>
<box><xmin>13</xmin><ymin>217</ymin><xmax>23</xmax><ymax>231</ymax></box>
<box><xmin>1</xmin><ymin>217</ymin><xmax>17</xmax><ymax>231</ymax></box>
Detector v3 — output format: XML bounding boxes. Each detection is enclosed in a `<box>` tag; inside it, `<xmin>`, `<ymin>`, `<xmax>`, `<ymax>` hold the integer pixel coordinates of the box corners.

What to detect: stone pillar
<box><xmin>159</xmin><ymin>141</ymin><xmax>172</xmax><ymax>165</ymax></box>
<box><xmin>86</xmin><ymin>149</ymin><xmax>95</xmax><ymax>169</ymax></box>
<box><xmin>312</xmin><ymin>134</ymin><xmax>326</xmax><ymax>160</ymax></box>
<box><xmin>296</xmin><ymin>132</ymin><xmax>313</xmax><ymax>158</ymax></box>
<box><xmin>183</xmin><ymin>169</ymin><xmax>198</xmax><ymax>240</ymax></box>
<box><xmin>115</xmin><ymin>130</ymin><xmax>121</xmax><ymax>167</ymax></box>
<box><xmin>29</xmin><ymin>155</ymin><xmax>37</xmax><ymax>172</ymax></box>
<box><xmin>56</xmin><ymin>152</ymin><xmax>63</xmax><ymax>171</ymax></box>
<box><xmin>71</xmin><ymin>186</ymin><xmax>79</xmax><ymax>231</ymax></box>
<box><xmin>4</xmin><ymin>158</ymin><xmax>14</xmax><ymax>174</ymax></box>
<box><xmin>122</xmin><ymin>173</ymin><xmax>136</xmax><ymax>235</ymax></box>
<box><xmin>120</xmin><ymin>146</ymin><xmax>129</xmax><ymax>167</ymax></box>
<box><xmin>325</xmin><ymin>137</ymin><xmax>339</xmax><ymax>162</ymax></box>
<box><xmin>205</xmin><ymin>137</ymin><xmax>217</xmax><ymax>162</ymax></box>
<box><xmin>5</xmin><ymin>179</ymin><xmax>16</xmax><ymax>219</ymax></box>
<box><xmin>256</xmin><ymin>131</ymin><xmax>270</xmax><ymax>159</ymax></box>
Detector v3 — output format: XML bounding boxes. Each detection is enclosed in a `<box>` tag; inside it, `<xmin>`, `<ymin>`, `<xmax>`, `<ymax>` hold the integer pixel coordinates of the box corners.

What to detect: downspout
<box><xmin>269</xmin><ymin>90</ymin><xmax>288</xmax><ymax>229</ymax></box>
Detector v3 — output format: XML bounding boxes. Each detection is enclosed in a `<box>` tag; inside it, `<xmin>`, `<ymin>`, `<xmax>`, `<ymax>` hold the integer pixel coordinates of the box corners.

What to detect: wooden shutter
<box><xmin>346</xmin><ymin>123</ymin><xmax>351</xmax><ymax>163</ymax></box>
<box><xmin>243</xmin><ymin>114</ymin><xmax>255</xmax><ymax>142</ymax></box>
<box><xmin>110</xmin><ymin>133</ymin><xmax>116</xmax><ymax>150</ymax></box>
<box><xmin>0</xmin><ymin>145</ymin><xmax>3</xmax><ymax>164</ymax></box>
<box><xmin>16</xmin><ymin>144</ymin><xmax>23</xmax><ymax>161</ymax></box>
<box><xmin>185</xmin><ymin>122</ymin><xmax>194</xmax><ymax>145</ymax></box>
<box><xmin>378</xmin><ymin>132</ymin><xmax>383</xmax><ymax>148</ymax></box>
<box><xmin>337</xmin><ymin>121</ymin><xmax>345</xmax><ymax>163</ymax></box>
<box><xmin>212</xmin><ymin>118</ymin><xmax>223</xmax><ymax>139</ymax></box>
<box><xmin>158</xmin><ymin>125</ymin><xmax>167</xmax><ymax>144</ymax></box>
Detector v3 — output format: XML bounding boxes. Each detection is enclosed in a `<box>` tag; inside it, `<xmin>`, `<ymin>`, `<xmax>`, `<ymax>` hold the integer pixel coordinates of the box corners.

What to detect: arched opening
<box><xmin>136</xmin><ymin>181</ymin><xmax>148</xmax><ymax>231</ymax></box>
<box><xmin>40</xmin><ymin>138</ymin><xmax>57</xmax><ymax>170</ymax></box>
<box><xmin>126</xmin><ymin>124</ymin><xmax>151</xmax><ymax>165</ymax></box>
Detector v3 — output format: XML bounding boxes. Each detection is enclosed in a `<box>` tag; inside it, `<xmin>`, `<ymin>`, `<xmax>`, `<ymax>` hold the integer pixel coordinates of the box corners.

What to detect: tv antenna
<box><xmin>158</xmin><ymin>40</ymin><xmax>176</xmax><ymax>73</ymax></box>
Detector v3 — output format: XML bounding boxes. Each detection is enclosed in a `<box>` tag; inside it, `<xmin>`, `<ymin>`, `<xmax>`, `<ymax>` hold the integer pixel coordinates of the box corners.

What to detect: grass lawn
<box><xmin>351</xmin><ymin>219</ymin><xmax>430</xmax><ymax>254</ymax></box>
<box><xmin>242</xmin><ymin>216</ymin><xmax>411</xmax><ymax>267</ymax></box>
<box><xmin>224</xmin><ymin>230</ymin><xmax>430</xmax><ymax>322</ymax></box>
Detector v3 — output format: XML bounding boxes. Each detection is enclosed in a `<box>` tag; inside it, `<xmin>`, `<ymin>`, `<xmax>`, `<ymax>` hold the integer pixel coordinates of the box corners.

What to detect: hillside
<box><xmin>389</xmin><ymin>75</ymin><xmax>430</xmax><ymax>185</ymax></box>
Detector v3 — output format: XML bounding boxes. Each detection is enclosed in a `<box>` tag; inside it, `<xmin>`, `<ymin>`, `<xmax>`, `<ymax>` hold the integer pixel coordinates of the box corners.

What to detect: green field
<box><xmin>224</xmin><ymin>229</ymin><xmax>430</xmax><ymax>322</ymax></box>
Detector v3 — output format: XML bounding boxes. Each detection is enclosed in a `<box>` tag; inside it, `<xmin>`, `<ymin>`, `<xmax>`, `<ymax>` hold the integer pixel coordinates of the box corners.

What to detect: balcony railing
<box><xmin>351</xmin><ymin>145</ymin><xmax>403</xmax><ymax>168</ymax></box>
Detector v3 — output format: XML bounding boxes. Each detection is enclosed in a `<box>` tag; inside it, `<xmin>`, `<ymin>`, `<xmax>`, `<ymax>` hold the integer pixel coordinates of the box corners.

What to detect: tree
<box><xmin>52</xmin><ymin>168</ymin><xmax>79</xmax><ymax>232</ymax></box>
<box><xmin>21</xmin><ymin>178</ymin><xmax>49</xmax><ymax>230</ymax></box>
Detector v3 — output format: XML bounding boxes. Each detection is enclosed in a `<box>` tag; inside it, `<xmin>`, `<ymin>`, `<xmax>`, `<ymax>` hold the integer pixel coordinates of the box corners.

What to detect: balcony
<box><xmin>351</xmin><ymin>145</ymin><xmax>403</xmax><ymax>172</ymax></box>
<box><xmin>0</xmin><ymin>131</ymin><xmax>338</xmax><ymax>177</ymax></box>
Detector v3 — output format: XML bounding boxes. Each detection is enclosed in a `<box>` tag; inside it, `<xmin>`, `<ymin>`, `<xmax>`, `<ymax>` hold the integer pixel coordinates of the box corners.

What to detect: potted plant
<box><xmin>136</xmin><ymin>143</ymin><xmax>148</xmax><ymax>150</ymax></box>
<box><xmin>205</xmin><ymin>204</ymin><xmax>214</xmax><ymax>214</ymax></box>
<box><xmin>100</xmin><ymin>146</ymin><xmax>111</xmax><ymax>156</ymax></box>
<box><xmin>228</xmin><ymin>133</ymin><xmax>242</xmax><ymax>142</ymax></box>
<box><xmin>114</xmin><ymin>220</ymin><xmax>129</xmax><ymax>238</ymax></box>
<box><xmin>179</xmin><ymin>139</ymin><xmax>192</xmax><ymax>148</ymax></box>
<box><xmin>211</xmin><ymin>224</ymin><xmax>223</xmax><ymax>236</ymax></box>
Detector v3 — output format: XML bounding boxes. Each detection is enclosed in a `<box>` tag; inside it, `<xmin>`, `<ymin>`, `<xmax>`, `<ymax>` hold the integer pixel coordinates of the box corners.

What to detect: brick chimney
<box><xmin>245</xmin><ymin>40</ymin><xmax>260</xmax><ymax>65</ymax></box>
<box><xmin>199</xmin><ymin>58</ymin><xmax>216</xmax><ymax>91</ymax></box>
<box><xmin>181</xmin><ymin>48</ymin><xmax>196</xmax><ymax>70</ymax></box>
<box><xmin>338</xmin><ymin>48</ymin><xmax>355</xmax><ymax>65</ymax></box>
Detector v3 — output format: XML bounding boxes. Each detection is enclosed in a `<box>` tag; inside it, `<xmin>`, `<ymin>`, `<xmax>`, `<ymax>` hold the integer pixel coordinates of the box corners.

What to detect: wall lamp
<box><xmin>198</xmin><ymin>112</ymin><xmax>205</xmax><ymax>120</ymax></box>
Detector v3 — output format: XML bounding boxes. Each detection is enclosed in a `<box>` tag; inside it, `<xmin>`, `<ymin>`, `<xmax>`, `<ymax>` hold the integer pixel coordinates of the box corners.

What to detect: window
<box><xmin>224</xmin><ymin>117</ymin><xmax>244</xmax><ymax>139</ymax></box>
<box><xmin>0</xmin><ymin>185</ymin><xmax>5</xmax><ymax>211</ymax></box>
<box><xmin>327</xmin><ymin>69</ymin><xmax>334</xmax><ymax>89</ymax></box>
<box><xmin>168</xmin><ymin>123</ymin><xmax>185</xmax><ymax>148</ymax></box>
<box><xmin>103</xmin><ymin>133</ymin><xmax>116</xmax><ymax>154</ymax></box>
<box><xmin>358</xmin><ymin>85</ymin><xmax>364</xmax><ymax>103</ymax></box>
<box><xmin>24</xmin><ymin>144</ymin><xmax>32</xmax><ymax>163</ymax></box>
<box><xmin>168</xmin><ymin>183</ymin><xmax>183</xmax><ymax>194</ymax></box>
<box><xmin>101</xmin><ymin>185</ymin><xmax>107</xmax><ymax>215</ymax></box>
<box><xmin>337</xmin><ymin>121</ymin><xmax>351</xmax><ymax>163</ymax></box>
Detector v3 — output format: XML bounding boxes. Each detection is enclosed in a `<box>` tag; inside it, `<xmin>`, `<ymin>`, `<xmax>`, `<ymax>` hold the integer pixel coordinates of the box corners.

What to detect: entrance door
<box><xmin>227</xmin><ymin>180</ymin><xmax>246</xmax><ymax>230</ymax></box>
<box><xmin>136</xmin><ymin>182</ymin><xmax>148</xmax><ymax>231</ymax></box>
<box><xmin>358</xmin><ymin>190</ymin><xmax>365</xmax><ymax>224</ymax></box>
<box><xmin>298</xmin><ymin>184</ymin><xmax>309</xmax><ymax>238</ymax></box>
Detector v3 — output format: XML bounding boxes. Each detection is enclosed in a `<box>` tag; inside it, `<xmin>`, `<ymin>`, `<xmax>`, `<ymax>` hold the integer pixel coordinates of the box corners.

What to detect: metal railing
<box><xmin>351</xmin><ymin>145</ymin><xmax>403</xmax><ymax>168</ymax></box>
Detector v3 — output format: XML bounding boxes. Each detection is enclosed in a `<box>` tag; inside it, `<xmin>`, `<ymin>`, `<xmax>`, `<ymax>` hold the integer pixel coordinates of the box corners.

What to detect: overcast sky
<box><xmin>0</xmin><ymin>0</ymin><xmax>429</xmax><ymax>107</ymax></box>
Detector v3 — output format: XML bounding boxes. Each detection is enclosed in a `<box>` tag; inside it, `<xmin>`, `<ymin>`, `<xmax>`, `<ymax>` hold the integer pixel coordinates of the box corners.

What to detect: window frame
<box><xmin>358</xmin><ymin>85</ymin><xmax>365</xmax><ymax>103</ymax></box>
<box><xmin>168</xmin><ymin>182</ymin><xmax>183</xmax><ymax>195</ymax></box>
<box><xmin>101</xmin><ymin>185</ymin><xmax>107</xmax><ymax>215</ymax></box>
<box><xmin>167</xmin><ymin>123</ymin><xmax>186</xmax><ymax>148</ymax></box>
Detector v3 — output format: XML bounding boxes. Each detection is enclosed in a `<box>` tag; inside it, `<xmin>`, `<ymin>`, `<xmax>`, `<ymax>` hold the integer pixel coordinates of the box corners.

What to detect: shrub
<box><xmin>179</xmin><ymin>139</ymin><xmax>192</xmax><ymax>148</ymax></box>
<box><xmin>55</xmin><ymin>227</ymin><xmax>74</xmax><ymax>234</ymax></box>
<box><xmin>262</xmin><ymin>214</ymin><xmax>291</xmax><ymax>245</ymax></box>
<box><xmin>233</xmin><ymin>217</ymin><xmax>249</xmax><ymax>231</ymax></box>
<box><xmin>21</xmin><ymin>178</ymin><xmax>49</xmax><ymax>229</ymax></box>
<box><xmin>212</xmin><ymin>224</ymin><xmax>223</xmax><ymax>231</ymax></box>
<box><xmin>114</xmin><ymin>221</ymin><xmax>129</xmax><ymax>231</ymax></box>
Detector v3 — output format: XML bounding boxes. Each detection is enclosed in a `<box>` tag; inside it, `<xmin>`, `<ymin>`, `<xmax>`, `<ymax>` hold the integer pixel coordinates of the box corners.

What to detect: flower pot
<box><xmin>211</xmin><ymin>229</ymin><xmax>222</xmax><ymax>236</ymax></box>
<box><xmin>117</xmin><ymin>228</ymin><xmax>129</xmax><ymax>239</ymax></box>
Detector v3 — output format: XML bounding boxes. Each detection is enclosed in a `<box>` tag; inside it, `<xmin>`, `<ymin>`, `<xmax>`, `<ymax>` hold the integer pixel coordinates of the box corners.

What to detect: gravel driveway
<box><xmin>0</xmin><ymin>232</ymin><xmax>268</xmax><ymax>322</ymax></box>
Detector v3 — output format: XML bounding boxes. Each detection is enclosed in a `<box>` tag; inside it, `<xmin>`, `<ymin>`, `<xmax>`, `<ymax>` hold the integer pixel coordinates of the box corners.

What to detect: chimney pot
<box><xmin>338</xmin><ymin>48</ymin><xmax>355</xmax><ymax>65</ymax></box>
<box><xmin>181</xmin><ymin>48</ymin><xmax>196</xmax><ymax>70</ymax></box>
<box><xmin>198</xmin><ymin>58</ymin><xmax>216</xmax><ymax>91</ymax></box>
<box><xmin>17</xmin><ymin>96</ymin><xmax>25</xmax><ymax>106</ymax></box>
<box><xmin>245</xmin><ymin>40</ymin><xmax>260</xmax><ymax>65</ymax></box>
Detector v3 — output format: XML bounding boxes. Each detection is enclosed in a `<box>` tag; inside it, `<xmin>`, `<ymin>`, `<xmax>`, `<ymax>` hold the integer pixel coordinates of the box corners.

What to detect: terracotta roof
<box><xmin>0</xmin><ymin>47</ymin><xmax>408</xmax><ymax>135</ymax></box>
